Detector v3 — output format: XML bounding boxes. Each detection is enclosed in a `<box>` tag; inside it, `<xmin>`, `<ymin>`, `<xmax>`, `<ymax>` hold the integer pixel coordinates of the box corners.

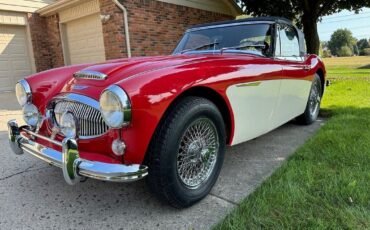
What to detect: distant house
<box><xmin>0</xmin><ymin>0</ymin><xmax>241</xmax><ymax>91</ymax></box>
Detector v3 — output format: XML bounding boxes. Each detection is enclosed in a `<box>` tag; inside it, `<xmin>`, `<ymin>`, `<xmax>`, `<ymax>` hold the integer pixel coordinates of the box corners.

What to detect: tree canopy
<box><xmin>236</xmin><ymin>0</ymin><xmax>370</xmax><ymax>54</ymax></box>
<box><xmin>328</xmin><ymin>29</ymin><xmax>357</xmax><ymax>56</ymax></box>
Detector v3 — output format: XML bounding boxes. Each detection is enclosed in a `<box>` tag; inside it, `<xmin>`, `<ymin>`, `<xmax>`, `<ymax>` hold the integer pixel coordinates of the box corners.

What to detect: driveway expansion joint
<box><xmin>0</xmin><ymin>165</ymin><xmax>48</xmax><ymax>181</ymax></box>
<box><xmin>209</xmin><ymin>193</ymin><xmax>238</xmax><ymax>206</ymax></box>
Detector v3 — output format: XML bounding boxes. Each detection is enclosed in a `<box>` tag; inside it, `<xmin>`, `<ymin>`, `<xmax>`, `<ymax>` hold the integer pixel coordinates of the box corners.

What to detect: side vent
<box><xmin>73</xmin><ymin>70</ymin><xmax>107</xmax><ymax>80</ymax></box>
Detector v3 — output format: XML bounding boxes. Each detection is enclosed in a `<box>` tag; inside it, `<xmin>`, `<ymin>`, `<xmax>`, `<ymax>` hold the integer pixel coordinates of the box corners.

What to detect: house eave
<box><xmin>37</xmin><ymin>0</ymin><xmax>88</xmax><ymax>16</ymax></box>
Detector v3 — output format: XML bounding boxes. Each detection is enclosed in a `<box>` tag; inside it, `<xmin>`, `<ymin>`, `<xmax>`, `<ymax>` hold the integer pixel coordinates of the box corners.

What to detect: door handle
<box><xmin>303</xmin><ymin>65</ymin><xmax>311</xmax><ymax>71</ymax></box>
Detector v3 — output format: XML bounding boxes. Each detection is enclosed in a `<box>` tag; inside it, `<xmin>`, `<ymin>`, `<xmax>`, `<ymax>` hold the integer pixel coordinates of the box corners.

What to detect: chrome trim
<box><xmin>73</xmin><ymin>70</ymin><xmax>107</xmax><ymax>80</ymax></box>
<box><xmin>16</xmin><ymin>79</ymin><xmax>32</xmax><ymax>106</ymax></box>
<box><xmin>236</xmin><ymin>82</ymin><xmax>262</xmax><ymax>87</ymax></box>
<box><xmin>62</xmin><ymin>138</ymin><xmax>81</xmax><ymax>185</ymax></box>
<box><xmin>8</xmin><ymin>120</ymin><xmax>148</xmax><ymax>183</ymax></box>
<box><xmin>7</xmin><ymin>120</ymin><xmax>23</xmax><ymax>155</ymax></box>
<box><xmin>24</xmin><ymin>128</ymin><xmax>63</xmax><ymax>146</ymax></box>
<box><xmin>100</xmin><ymin>85</ymin><xmax>132</xmax><ymax>128</ymax></box>
<box><xmin>52</xmin><ymin>93</ymin><xmax>100</xmax><ymax>110</ymax></box>
<box><xmin>187</xmin><ymin>21</ymin><xmax>274</xmax><ymax>32</ymax></box>
<box><xmin>49</xmin><ymin>94</ymin><xmax>109</xmax><ymax>139</ymax></box>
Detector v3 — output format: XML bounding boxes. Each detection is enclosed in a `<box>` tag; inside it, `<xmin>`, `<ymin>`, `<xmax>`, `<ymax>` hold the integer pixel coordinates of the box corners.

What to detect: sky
<box><xmin>318</xmin><ymin>7</ymin><xmax>370</xmax><ymax>42</ymax></box>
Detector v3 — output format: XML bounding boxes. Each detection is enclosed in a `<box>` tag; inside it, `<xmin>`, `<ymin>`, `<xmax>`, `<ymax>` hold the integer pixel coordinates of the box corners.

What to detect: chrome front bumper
<box><xmin>7</xmin><ymin>120</ymin><xmax>148</xmax><ymax>185</ymax></box>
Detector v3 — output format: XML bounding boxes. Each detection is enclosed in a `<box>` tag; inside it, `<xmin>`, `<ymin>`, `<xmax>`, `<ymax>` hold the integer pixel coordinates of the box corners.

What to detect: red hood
<box><xmin>61</xmin><ymin>54</ymin><xmax>240</xmax><ymax>97</ymax></box>
<box><xmin>70</xmin><ymin>55</ymin><xmax>209</xmax><ymax>84</ymax></box>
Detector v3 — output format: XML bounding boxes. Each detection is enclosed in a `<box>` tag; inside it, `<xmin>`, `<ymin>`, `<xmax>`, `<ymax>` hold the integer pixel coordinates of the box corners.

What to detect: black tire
<box><xmin>145</xmin><ymin>96</ymin><xmax>226</xmax><ymax>208</ymax></box>
<box><xmin>297</xmin><ymin>74</ymin><xmax>322</xmax><ymax>125</ymax></box>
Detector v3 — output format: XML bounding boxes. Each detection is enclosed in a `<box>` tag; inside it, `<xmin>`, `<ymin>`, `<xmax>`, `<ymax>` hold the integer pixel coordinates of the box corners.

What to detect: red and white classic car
<box><xmin>8</xmin><ymin>17</ymin><xmax>325</xmax><ymax>207</ymax></box>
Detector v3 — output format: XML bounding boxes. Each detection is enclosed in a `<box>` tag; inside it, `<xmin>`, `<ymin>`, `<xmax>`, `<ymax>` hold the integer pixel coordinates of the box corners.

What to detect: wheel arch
<box><xmin>158</xmin><ymin>86</ymin><xmax>234</xmax><ymax>145</ymax></box>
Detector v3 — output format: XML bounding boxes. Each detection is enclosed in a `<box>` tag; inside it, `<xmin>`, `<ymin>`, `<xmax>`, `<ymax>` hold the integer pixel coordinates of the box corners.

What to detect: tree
<box><xmin>327</xmin><ymin>29</ymin><xmax>356</xmax><ymax>56</ymax></box>
<box><xmin>236</xmin><ymin>0</ymin><xmax>370</xmax><ymax>54</ymax></box>
<box><xmin>357</xmin><ymin>38</ymin><xmax>370</xmax><ymax>55</ymax></box>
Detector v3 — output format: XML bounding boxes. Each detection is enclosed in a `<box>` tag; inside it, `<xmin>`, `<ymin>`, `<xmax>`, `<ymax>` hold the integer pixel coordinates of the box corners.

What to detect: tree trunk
<box><xmin>302</xmin><ymin>15</ymin><xmax>320</xmax><ymax>55</ymax></box>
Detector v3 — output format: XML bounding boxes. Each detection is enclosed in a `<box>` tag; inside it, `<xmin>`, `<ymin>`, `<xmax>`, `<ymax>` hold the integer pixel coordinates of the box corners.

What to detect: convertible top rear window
<box><xmin>173</xmin><ymin>24</ymin><xmax>273</xmax><ymax>57</ymax></box>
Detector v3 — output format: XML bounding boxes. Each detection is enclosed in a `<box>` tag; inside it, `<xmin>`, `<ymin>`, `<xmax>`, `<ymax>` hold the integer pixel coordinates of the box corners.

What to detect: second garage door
<box><xmin>65</xmin><ymin>13</ymin><xmax>106</xmax><ymax>65</ymax></box>
<box><xmin>0</xmin><ymin>25</ymin><xmax>33</xmax><ymax>91</ymax></box>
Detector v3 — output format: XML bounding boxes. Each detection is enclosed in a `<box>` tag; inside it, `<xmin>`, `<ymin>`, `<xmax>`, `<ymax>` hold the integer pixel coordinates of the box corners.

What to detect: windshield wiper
<box><xmin>220</xmin><ymin>43</ymin><xmax>266</xmax><ymax>55</ymax></box>
<box><xmin>180</xmin><ymin>42</ymin><xmax>219</xmax><ymax>54</ymax></box>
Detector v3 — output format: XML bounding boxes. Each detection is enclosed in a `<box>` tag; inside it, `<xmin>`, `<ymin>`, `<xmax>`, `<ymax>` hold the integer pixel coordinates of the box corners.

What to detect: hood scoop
<box><xmin>73</xmin><ymin>70</ymin><xmax>107</xmax><ymax>80</ymax></box>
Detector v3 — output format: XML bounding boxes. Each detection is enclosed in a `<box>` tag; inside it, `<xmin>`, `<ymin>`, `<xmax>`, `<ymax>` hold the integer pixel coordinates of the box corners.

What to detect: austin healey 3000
<box><xmin>8</xmin><ymin>17</ymin><xmax>325</xmax><ymax>207</ymax></box>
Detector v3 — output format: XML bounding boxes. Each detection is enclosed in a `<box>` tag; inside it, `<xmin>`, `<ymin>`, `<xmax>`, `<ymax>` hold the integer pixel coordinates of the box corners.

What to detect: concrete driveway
<box><xmin>0</xmin><ymin>92</ymin><xmax>324</xmax><ymax>230</ymax></box>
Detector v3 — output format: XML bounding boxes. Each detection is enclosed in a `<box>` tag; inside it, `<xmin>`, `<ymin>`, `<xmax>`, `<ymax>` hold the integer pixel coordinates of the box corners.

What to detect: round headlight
<box><xmin>60</xmin><ymin>112</ymin><xmax>78</xmax><ymax>138</ymax></box>
<box><xmin>22</xmin><ymin>103</ymin><xmax>40</xmax><ymax>127</ymax></box>
<box><xmin>15</xmin><ymin>79</ymin><xmax>32</xmax><ymax>106</ymax></box>
<box><xmin>99</xmin><ymin>85</ymin><xmax>131</xmax><ymax>128</ymax></box>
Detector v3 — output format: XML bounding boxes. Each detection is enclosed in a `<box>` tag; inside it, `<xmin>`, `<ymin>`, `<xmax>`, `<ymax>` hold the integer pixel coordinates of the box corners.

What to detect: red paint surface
<box><xmin>25</xmin><ymin>53</ymin><xmax>325</xmax><ymax>165</ymax></box>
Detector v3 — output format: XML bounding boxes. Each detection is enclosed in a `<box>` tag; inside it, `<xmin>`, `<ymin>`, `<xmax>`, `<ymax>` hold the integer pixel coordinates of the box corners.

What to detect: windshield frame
<box><xmin>173</xmin><ymin>21</ymin><xmax>277</xmax><ymax>57</ymax></box>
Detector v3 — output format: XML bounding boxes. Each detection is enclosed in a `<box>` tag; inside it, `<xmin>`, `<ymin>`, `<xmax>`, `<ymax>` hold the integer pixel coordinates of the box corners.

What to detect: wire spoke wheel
<box><xmin>309</xmin><ymin>79</ymin><xmax>321</xmax><ymax>118</ymax></box>
<box><xmin>176</xmin><ymin>118</ymin><xmax>219</xmax><ymax>189</ymax></box>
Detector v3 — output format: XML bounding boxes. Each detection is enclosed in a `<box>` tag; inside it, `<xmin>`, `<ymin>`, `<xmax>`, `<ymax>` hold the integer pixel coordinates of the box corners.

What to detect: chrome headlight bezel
<box><xmin>60</xmin><ymin>112</ymin><xmax>78</xmax><ymax>138</ymax></box>
<box><xmin>22</xmin><ymin>103</ymin><xmax>41</xmax><ymax>127</ymax></box>
<box><xmin>99</xmin><ymin>85</ymin><xmax>131</xmax><ymax>128</ymax></box>
<box><xmin>15</xmin><ymin>79</ymin><xmax>32</xmax><ymax>106</ymax></box>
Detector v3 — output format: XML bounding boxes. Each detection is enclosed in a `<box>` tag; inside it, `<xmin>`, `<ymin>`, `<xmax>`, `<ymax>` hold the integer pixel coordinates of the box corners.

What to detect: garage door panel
<box><xmin>65</xmin><ymin>13</ymin><xmax>105</xmax><ymax>65</ymax></box>
<box><xmin>0</xmin><ymin>25</ymin><xmax>33</xmax><ymax>91</ymax></box>
<box><xmin>0</xmin><ymin>60</ymin><xmax>10</xmax><ymax>71</ymax></box>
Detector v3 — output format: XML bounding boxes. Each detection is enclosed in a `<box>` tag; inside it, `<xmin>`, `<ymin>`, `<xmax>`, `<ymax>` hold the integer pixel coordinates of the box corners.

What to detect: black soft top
<box><xmin>189</xmin><ymin>17</ymin><xmax>294</xmax><ymax>30</ymax></box>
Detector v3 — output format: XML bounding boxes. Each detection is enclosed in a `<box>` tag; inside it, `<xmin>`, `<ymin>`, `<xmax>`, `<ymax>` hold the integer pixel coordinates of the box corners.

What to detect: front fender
<box><xmin>25</xmin><ymin>64</ymin><xmax>89</xmax><ymax>113</ymax></box>
<box><xmin>114</xmin><ymin>64</ymin><xmax>234</xmax><ymax>164</ymax></box>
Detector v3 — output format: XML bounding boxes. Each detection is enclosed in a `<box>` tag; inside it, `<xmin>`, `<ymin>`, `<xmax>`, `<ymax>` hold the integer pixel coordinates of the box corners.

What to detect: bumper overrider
<box><xmin>7</xmin><ymin>120</ymin><xmax>148</xmax><ymax>185</ymax></box>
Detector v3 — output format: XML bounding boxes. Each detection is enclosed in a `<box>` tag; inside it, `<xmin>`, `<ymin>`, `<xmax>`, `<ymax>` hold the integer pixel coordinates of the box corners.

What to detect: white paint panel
<box><xmin>64</xmin><ymin>13</ymin><xmax>105</xmax><ymax>65</ymax></box>
<box><xmin>271</xmin><ymin>79</ymin><xmax>312</xmax><ymax>129</ymax></box>
<box><xmin>0</xmin><ymin>25</ymin><xmax>32</xmax><ymax>91</ymax></box>
<box><xmin>227</xmin><ymin>80</ymin><xmax>281</xmax><ymax>145</ymax></box>
<box><xmin>227</xmin><ymin>79</ymin><xmax>312</xmax><ymax>145</ymax></box>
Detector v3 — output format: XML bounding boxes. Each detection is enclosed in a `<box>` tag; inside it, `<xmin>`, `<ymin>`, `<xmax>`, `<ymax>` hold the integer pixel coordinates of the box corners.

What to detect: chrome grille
<box><xmin>54</xmin><ymin>100</ymin><xmax>109</xmax><ymax>137</ymax></box>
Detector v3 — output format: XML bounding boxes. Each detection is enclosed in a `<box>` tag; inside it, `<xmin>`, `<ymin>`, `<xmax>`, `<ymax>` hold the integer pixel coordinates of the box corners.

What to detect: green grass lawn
<box><xmin>214</xmin><ymin>56</ymin><xmax>370</xmax><ymax>229</ymax></box>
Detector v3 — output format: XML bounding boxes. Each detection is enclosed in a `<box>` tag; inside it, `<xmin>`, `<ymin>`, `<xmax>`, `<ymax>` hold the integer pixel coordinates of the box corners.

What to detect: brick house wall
<box><xmin>100</xmin><ymin>0</ymin><xmax>233</xmax><ymax>59</ymax></box>
<box><xmin>28</xmin><ymin>13</ymin><xmax>64</xmax><ymax>72</ymax></box>
<box><xmin>29</xmin><ymin>0</ymin><xmax>234</xmax><ymax>71</ymax></box>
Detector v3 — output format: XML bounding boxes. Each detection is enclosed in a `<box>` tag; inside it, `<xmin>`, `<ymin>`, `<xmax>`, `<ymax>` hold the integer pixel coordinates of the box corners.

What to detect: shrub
<box><xmin>363</xmin><ymin>48</ymin><xmax>370</xmax><ymax>56</ymax></box>
<box><xmin>337</xmin><ymin>46</ymin><xmax>352</xmax><ymax>57</ymax></box>
<box><xmin>322</xmin><ymin>49</ymin><xmax>332</xmax><ymax>58</ymax></box>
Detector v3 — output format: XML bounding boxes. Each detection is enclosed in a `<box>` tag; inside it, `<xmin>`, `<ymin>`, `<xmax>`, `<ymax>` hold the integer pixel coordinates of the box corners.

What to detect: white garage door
<box><xmin>0</xmin><ymin>25</ymin><xmax>33</xmax><ymax>91</ymax></box>
<box><xmin>65</xmin><ymin>13</ymin><xmax>106</xmax><ymax>65</ymax></box>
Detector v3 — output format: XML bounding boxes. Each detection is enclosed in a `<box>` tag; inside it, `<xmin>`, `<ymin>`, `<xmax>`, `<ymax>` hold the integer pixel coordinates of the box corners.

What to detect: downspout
<box><xmin>112</xmin><ymin>0</ymin><xmax>132</xmax><ymax>58</ymax></box>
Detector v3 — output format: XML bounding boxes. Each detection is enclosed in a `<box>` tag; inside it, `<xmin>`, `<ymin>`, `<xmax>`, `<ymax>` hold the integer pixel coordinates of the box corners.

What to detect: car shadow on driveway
<box><xmin>0</xmin><ymin>119</ymin><xmax>324</xmax><ymax>230</ymax></box>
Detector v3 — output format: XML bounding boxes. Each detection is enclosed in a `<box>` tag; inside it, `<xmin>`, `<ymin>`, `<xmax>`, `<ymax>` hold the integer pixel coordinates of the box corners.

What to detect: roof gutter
<box><xmin>112</xmin><ymin>0</ymin><xmax>132</xmax><ymax>58</ymax></box>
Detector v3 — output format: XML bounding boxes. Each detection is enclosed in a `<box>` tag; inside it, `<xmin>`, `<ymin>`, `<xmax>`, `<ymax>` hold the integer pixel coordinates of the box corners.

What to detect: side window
<box><xmin>276</xmin><ymin>24</ymin><xmax>301</xmax><ymax>59</ymax></box>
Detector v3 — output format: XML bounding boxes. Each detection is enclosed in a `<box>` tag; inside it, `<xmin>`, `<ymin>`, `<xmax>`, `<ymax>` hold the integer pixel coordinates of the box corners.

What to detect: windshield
<box><xmin>173</xmin><ymin>23</ymin><xmax>273</xmax><ymax>57</ymax></box>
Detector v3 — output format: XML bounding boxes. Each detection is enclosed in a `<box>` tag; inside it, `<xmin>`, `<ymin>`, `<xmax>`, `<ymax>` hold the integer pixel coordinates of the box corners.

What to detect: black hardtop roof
<box><xmin>188</xmin><ymin>16</ymin><xmax>294</xmax><ymax>30</ymax></box>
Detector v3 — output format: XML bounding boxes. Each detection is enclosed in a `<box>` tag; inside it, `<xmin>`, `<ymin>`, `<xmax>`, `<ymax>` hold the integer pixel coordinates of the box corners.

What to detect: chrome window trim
<box><xmin>73</xmin><ymin>70</ymin><xmax>107</xmax><ymax>80</ymax></box>
<box><xmin>186</xmin><ymin>21</ymin><xmax>274</xmax><ymax>32</ymax></box>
